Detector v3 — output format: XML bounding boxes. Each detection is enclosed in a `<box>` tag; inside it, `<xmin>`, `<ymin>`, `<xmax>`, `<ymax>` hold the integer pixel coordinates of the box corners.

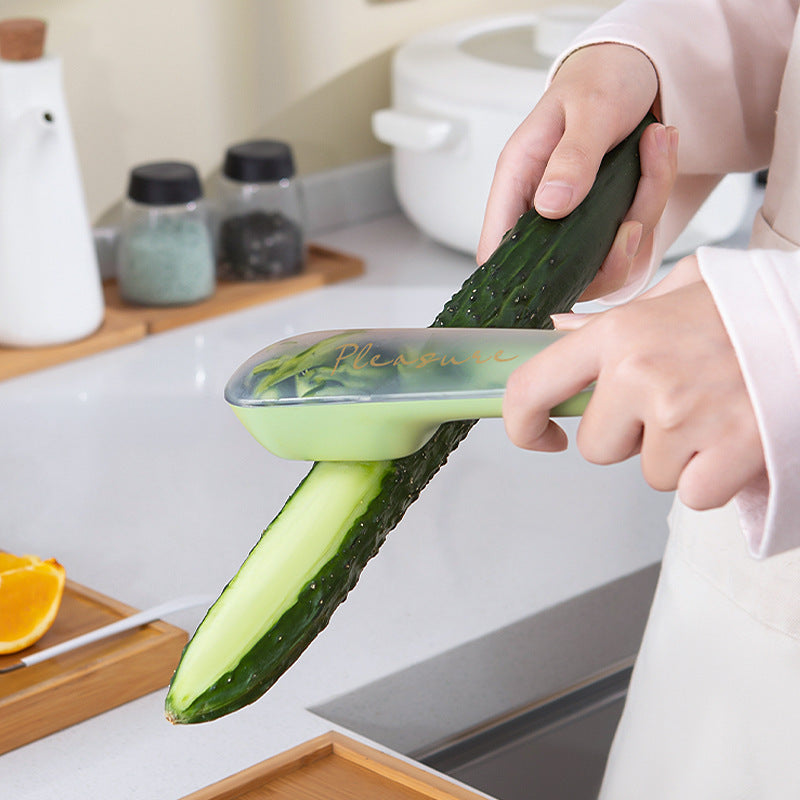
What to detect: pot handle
<box><xmin>372</xmin><ymin>109</ymin><xmax>458</xmax><ymax>152</ymax></box>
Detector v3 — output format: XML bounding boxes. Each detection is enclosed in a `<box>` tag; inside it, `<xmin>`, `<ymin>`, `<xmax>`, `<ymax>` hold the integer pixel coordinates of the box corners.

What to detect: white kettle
<box><xmin>0</xmin><ymin>18</ymin><xmax>103</xmax><ymax>348</ymax></box>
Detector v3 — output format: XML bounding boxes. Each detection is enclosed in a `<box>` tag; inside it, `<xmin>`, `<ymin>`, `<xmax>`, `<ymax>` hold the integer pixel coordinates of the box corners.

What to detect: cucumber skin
<box><xmin>167</xmin><ymin>114</ymin><xmax>655</xmax><ymax>723</ymax></box>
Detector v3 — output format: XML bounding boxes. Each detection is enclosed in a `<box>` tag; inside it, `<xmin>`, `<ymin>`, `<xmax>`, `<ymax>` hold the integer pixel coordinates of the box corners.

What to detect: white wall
<box><xmin>0</xmin><ymin>0</ymin><xmax>614</xmax><ymax>222</ymax></box>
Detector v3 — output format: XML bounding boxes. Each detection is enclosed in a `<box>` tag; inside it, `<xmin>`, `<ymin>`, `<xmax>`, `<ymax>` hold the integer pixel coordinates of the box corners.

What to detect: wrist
<box><xmin>550</xmin><ymin>41</ymin><xmax>659</xmax><ymax>122</ymax></box>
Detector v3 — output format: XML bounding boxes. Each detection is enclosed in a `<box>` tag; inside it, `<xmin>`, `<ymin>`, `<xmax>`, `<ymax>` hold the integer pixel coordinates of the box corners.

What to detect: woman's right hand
<box><xmin>477</xmin><ymin>43</ymin><xmax>677</xmax><ymax>300</ymax></box>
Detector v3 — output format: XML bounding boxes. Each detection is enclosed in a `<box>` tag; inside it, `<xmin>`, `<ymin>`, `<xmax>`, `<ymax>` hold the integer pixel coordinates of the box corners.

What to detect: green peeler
<box><xmin>225</xmin><ymin>327</ymin><xmax>591</xmax><ymax>462</ymax></box>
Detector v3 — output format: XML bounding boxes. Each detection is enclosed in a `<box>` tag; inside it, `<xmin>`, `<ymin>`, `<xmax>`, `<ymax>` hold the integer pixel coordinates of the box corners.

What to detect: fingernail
<box><xmin>626</xmin><ymin>222</ymin><xmax>644</xmax><ymax>259</ymax></box>
<box><xmin>535</xmin><ymin>181</ymin><xmax>573</xmax><ymax>215</ymax></box>
<box><xmin>654</xmin><ymin>123</ymin><xmax>668</xmax><ymax>154</ymax></box>
<box><xmin>551</xmin><ymin>312</ymin><xmax>590</xmax><ymax>330</ymax></box>
<box><xmin>668</xmin><ymin>126</ymin><xmax>679</xmax><ymax>154</ymax></box>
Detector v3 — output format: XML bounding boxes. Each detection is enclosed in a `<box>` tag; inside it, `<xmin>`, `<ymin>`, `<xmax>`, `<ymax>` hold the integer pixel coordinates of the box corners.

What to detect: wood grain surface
<box><xmin>181</xmin><ymin>731</ymin><xmax>487</xmax><ymax>800</ymax></box>
<box><xmin>0</xmin><ymin>580</ymin><xmax>187</xmax><ymax>755</ymax></box>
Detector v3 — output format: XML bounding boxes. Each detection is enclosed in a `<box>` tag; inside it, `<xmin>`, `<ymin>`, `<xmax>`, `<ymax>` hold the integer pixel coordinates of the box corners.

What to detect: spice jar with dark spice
<box><xmin>116</xmin><ymin>161</ymin><xmax>215</xmax><ymax>306</ymax></box>
<box><xmin>216</xmin><ymin>140</ymin><xmax>306</xmax><ymax>280</ymax></box>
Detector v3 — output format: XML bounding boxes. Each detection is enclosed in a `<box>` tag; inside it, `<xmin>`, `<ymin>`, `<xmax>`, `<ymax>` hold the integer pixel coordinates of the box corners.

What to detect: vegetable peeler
<box><xmin>225</xmin><ymin>327</ymin><xmax>591</xmax><ymax>462</ymax></box>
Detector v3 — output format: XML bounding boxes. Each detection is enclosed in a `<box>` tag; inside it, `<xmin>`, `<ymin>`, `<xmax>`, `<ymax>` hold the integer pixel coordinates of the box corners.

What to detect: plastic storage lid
<box><xmin>223</xmin><ymin>140</ymin><xmax>295</xmax><ymax>183</ymax></box>
<box><xmin>127</xmin><ymin>161</ymin><xmax>203</xmax><ymax>206</ymax></box>
<box><xmin>224</xmin><ymin>327</ymin><xmax>563</xmax><ymax>408</ymax></box>
<box><xmin>223</xmin><ymin>327</ymin><xmax>591</xmax><ymax>462</ymax></box>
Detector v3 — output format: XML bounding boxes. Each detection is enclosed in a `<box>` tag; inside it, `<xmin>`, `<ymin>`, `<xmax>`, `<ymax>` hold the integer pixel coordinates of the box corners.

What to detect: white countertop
<box><xmin>0</xmin><ymin>213</ymin><xmax>671</xmax><ymax>798</ymax></box>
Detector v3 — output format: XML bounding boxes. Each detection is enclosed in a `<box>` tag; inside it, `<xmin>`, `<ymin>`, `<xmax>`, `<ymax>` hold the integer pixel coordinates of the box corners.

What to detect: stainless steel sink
<box><xmin>418</xmin><ymin>666</ymin><xmax>631</xmax><ymax>800</ymax></box>
<box><xmin>312</xmin><ymin>565</ymin><xmax>658</xmax><ymax>799</ymax></box>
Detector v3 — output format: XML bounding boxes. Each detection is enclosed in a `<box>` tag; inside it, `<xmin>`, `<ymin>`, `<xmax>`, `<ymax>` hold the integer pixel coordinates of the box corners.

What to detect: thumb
<box><xmin>533</xmin><ymin>118</ymin><xmax>618</xmax><ymax>219</ymax></box>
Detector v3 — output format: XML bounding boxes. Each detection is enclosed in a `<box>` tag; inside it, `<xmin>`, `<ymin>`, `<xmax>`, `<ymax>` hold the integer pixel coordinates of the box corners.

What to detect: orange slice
<box><xmin>0</xmin><ymin>555</ymin><xmax>66</xmax><ymax>654</ymax></box>
<box><xmin>0</xmin><ymin>552</ymin><xmax>38</xmax><ymax>572</ymax></box>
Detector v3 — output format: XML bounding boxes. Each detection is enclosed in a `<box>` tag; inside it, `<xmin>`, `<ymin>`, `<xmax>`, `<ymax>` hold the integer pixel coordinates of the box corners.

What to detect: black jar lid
<box><xmin>223</xmin><ymin>140</ymin><xmax>295</xmax><ymax>184</ymax></box>
<box><xmin>127</xmin><ymin>161</ymin><xmax>203</xmax><ymax>206</ymax></box>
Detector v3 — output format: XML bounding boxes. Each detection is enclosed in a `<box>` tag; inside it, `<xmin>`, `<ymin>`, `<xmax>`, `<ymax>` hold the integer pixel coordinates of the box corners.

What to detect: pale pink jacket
<box><xmin>562</xmin><ymin>0</ymin><xmax>800</xmax><ymax>558</ymax></box>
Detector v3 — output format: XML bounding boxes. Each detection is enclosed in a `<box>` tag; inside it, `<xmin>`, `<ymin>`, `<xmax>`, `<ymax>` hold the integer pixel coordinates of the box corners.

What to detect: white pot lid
<box><xmin>392</xmin><ymin>9</ymin><xmax>602</xmax><ymax>111</ymax></box>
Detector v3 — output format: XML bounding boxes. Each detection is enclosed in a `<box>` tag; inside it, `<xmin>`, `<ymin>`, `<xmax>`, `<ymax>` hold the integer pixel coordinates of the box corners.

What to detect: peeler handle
<box><xmin>550</xmin><ymin>387</ymin><xmax>593</xmax><ymax>417</ymax></box>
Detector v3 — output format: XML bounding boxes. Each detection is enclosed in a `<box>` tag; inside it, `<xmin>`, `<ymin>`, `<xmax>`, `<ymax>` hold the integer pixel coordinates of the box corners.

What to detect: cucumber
<box><xmin>165</xmin><ymin>113</ymin><xmax>656</xmax><ymax>724</ymax></box>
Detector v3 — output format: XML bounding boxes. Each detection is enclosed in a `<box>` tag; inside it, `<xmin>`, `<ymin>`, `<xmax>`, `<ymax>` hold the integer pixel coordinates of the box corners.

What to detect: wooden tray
<box><xmin>0</xmin><ymin>244</ymin><xmax>364</xmax><ymax>382</ymax></box>
<box><xmin>103</xmin><ymin>243</ymin><xmax>364</xmax><ymax>335</ymax></box>
<box><xmin>181</xmin><ymin>731</ymin><xmax>486</xmax><ymax>800</ymax></box>
<box><xmin>0</xmin><ymin>579</ymin><xmax>187</xmax><ymax>755</ymax></box>
<box><xmin>0</xmin><ymin>310</ymin><xmax>147</xmax><ymax>382</ymax></box>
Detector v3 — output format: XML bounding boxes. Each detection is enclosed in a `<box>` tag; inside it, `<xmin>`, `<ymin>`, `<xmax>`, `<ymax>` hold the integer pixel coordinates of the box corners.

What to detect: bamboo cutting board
<box><xmin>102</xmin><ymin>243</ymin><xmax>364</xmax><ymax>335</ymax></box>
<box><xmin>181</xmin><ymin>731</ymin><xmax>487</xmax><ymax>800</ymax></box>
<box><xmin>0</xmin><ymin>244</ymin><xmax>364</xmax><ymax>382</ymax></box>
<box><xmin>0</xmin><ymin>580</ymin><xmax>187</xmax><ymax>755</ymax></box>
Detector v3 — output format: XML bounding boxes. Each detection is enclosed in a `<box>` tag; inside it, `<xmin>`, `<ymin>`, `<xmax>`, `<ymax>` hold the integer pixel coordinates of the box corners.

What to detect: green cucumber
<box><xmin>165</xmin><ymin>113</ymin><xmax>656</xmax><ymax>724</ymax></box>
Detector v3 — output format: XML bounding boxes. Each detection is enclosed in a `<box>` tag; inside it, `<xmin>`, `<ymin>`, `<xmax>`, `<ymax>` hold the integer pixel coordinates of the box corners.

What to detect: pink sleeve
<box><xmin>550</xmin><ymin>0</ymin><xmax>798</xmax><ymax>301</ymax></box>
<box><xmin>697</xmin><ymin>247</ymin><xmax>800</xmax><ymax>558</ymax></box>
<box><xmin>549</xmin><ymin>1</ymin><xmax>800</xmax><ymax>554</ymax></box>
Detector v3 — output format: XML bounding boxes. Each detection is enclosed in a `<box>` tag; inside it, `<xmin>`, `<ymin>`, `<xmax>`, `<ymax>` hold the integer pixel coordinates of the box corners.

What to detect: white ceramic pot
<box><xmin>373</xmin><ymin>10</ymin><xmax>753</xmax><ymax>261</ymax></box>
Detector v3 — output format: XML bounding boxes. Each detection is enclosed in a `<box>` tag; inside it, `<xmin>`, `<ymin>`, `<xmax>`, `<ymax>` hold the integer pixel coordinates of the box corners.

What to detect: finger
<box><xmin>678</xmin><ymin>435</ymin><xmax>765</xmax><ymax>511</ymax></box>
<box><xmin>477</xmin><ymin>102</ymin><xmax>564</xmax><ymax>263</ymax></box>
<box><xmin>578</xmin><ymin>124</ymin><xmax>677</xmax><ymax>301</ymax></box>
<box><xmin>503</xmin><ymin>328</ymin><xmax>599</xmax><ymax>451</ymax></box>
<box><xmin>576</xmin><ymin>377</ymin><xmax>644</xmax><ymax>465</ymax></box>
<box><xmin>534</xmin><ymin>105</ymin><xmax>626</xmax><ymax>219</ymax></box>
<box><xmin>503</xmin><ymin>415</ymin><xmax>569</xmax><ymax>453</ymax></box>
<box><xmin>503</xmin><ymin>365</ymin><xmax>570</xmax><ymax>452</ymax></box>
<box><xmin>551</xmin><ymin>312</ymin><xmax>592</xmax><ymax>331</ymax></box>
<box><xmin>577</xmin><ymin>220</ymin><xmax>643</xmax><ymax>300</ymax></box>
<box><xmin>623</xmin><ymin>124</ymin><xmax>678</xmax><ymax>245</ymax></box>
<box><xmin>638</xmin><ymin>426</ymin><xmax>696</xmax><ymax>493</ymax></box>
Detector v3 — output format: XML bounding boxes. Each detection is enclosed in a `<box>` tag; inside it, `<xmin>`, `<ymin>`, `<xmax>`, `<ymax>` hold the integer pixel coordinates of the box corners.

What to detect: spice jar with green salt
<box><xmin>117</xmin><ymin>162</ymin><xmax>215</xmax><ymax>306</ymax></box>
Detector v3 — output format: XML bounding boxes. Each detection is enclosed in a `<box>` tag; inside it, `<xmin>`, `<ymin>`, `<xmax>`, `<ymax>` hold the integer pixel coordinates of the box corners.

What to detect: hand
<box><xmin>477</xmin><ymin>43</ymin><xmax>678</xmax><ymax>300</ymax></box>
<box><xmin>502</xmin><ymin>256</ymin><xmax>766</xmax><ymax>510</ymax></box>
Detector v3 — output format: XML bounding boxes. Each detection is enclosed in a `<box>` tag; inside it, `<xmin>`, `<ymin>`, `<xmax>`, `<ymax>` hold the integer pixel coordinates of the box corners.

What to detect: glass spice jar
<box><xmin>116</xmin><ymin>161</ymin><xmax>215</xmax><ymax>306</ymax></box>
<box><xmin>216</xmin><ymin>140</ymin><xmax>306</xmax><ymax>280</ymax></box>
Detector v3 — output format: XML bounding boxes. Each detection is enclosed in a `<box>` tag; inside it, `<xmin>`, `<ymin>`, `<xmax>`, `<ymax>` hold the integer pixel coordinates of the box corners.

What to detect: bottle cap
<box><xmin>223</xmin><ymin>140</ymin><xmax>295</xmax><ymax>183</ymax></box>
<box><xmin>127</xmin><ymin>162</ymin><xmax>203</xmax><ymax>206</ymax></box>
<box><xmin>0</xmin><ymin>18</ymin><xmax>46</xmax><ymax>61</ymax></box>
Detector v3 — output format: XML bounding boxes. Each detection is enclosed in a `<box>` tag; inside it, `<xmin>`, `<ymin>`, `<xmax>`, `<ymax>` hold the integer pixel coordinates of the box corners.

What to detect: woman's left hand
<box><xmin>502</xmin><ymin>256</ymin><xmax>766</xmax><ymax>509</ymax></box>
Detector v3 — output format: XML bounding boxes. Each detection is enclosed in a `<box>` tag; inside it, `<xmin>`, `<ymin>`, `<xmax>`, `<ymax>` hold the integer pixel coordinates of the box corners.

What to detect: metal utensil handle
<box><xmin>18</xmin><ymin>594</ymin><xmax>212</xmax><ymax>670</ymax></box>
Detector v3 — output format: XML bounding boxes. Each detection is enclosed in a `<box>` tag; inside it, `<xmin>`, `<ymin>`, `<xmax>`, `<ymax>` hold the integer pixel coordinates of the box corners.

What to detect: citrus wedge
<box><xmin>0</xmin><ymin>552</ymin><xmax>38</xmax><ymax>572</ymax></box>
<box><xmin>0</xmin><ymin>555</ymin><xmax>66</xmax><ymax>654</ymax></box>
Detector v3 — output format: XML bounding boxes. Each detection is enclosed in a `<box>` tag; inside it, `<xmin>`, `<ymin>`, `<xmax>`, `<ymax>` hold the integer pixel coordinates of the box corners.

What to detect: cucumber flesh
<box><xmin>166</xmin><ymin>461</ymin><xmax>389</xmax><ymax>718</ymax></box>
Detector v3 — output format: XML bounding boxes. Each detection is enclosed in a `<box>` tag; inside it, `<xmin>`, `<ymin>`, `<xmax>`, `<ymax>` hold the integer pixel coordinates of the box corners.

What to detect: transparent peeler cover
<box><xmin>225</xmin><ymin>327</ymin><xmax>565</xmax><ymax>408</ymax></box>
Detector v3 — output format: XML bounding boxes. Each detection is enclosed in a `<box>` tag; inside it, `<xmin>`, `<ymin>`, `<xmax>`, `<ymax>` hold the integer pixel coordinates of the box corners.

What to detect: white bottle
<box><xmin>0</xmin><ymin>19</ymin><xmax>103</xmax><ymax>347</ymax></box>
